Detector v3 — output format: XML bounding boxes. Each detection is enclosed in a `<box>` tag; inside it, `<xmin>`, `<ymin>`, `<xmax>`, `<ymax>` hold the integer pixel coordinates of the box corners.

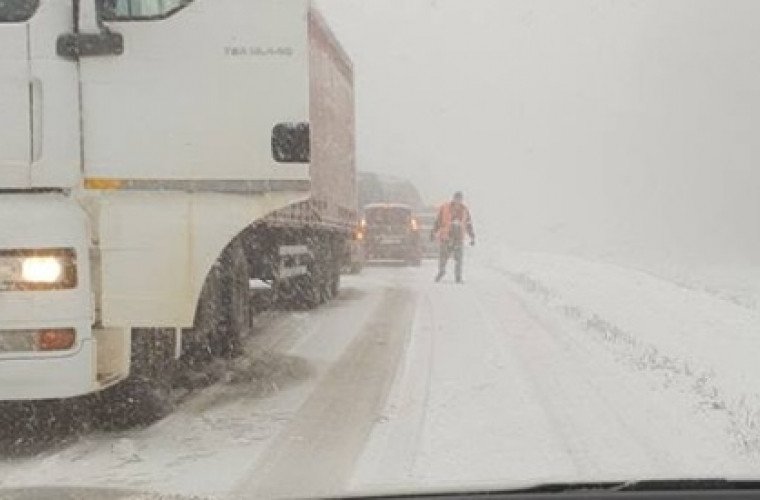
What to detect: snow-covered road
<box><xmin>1</xmin><ymin>255</ymin><xmax>758</xmax><ymax>499</ymax></box>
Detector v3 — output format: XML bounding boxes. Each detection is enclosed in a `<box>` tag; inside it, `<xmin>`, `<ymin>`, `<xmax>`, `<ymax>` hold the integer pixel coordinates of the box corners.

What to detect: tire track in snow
<box><xmin>489</xmin><ymin>261</ymin><xmax>760</xmax><ymax>458</ymax></box>
<box><xmin>350</xmin><ymin>290</ymin><xmax>437</xmax><ymax>488</ymax></box>
<box><xmin>472</xmin><ymin>283</ymin><xmax>669</xmax><ymax>476</ymax></box>
<box><xmin>406</xmin><ymin>293</ymin><xmax>438</xmax><ymax>476</ymax></box>
<box><xmin>472</xmin><ymin>265</ymin><xmax>755</xmax><ymax>478</ymax></box>
<box><xmin>371</xmin><ymin>273</ymin><xmax>582</xmax><ymax>487</ymax></box>
<box><xmin>0</xmin><ymin>281</ymin><xmax>387</xmax><ymax>497</ymax></box>
<box><xmin>468</xmin><ymin>290</ymin><xmax>594</xmax><ymax>476</ymax></box>
<box><xmin>508</xmin><ymin>292</ymin><xmax>687</xmax><ymax>469</ymax></box>
<box><xmin>231</xmin><ymin>287</ymin><xmax>417</xmax><ymax>499</ymax></box>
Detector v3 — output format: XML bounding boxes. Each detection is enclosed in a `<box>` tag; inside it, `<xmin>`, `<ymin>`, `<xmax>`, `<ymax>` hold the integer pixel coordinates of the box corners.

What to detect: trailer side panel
<box><xmin>309</xmin><ymin>7</ymin><xmax>357</xmax><ymax>230</ymax></box>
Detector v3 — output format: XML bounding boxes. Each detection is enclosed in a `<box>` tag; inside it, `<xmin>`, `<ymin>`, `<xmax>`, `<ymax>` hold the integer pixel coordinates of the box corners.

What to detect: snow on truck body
<box><xmin>0</xmin><ymin>0</ymin><xmax>356</xmax><ymax>401</ymax></box>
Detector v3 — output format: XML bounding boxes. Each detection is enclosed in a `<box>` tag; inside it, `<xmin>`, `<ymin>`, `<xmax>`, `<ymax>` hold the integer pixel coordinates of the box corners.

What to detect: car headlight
<box><xmin>0</xmin><ymin>248</ymin><xmax>77</xmax><ymax>291</ymax></box>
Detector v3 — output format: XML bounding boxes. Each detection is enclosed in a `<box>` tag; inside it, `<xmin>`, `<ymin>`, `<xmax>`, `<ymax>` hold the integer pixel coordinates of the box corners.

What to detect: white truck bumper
<box><xmin>0</xmin><ymin>193</ymin><xmax>99</xmax><ymax>400</ymax></box>
<box><xmin>0</xmin><ymin>334</ymin><xmax>95</xmax><ymax>400</ymax></box>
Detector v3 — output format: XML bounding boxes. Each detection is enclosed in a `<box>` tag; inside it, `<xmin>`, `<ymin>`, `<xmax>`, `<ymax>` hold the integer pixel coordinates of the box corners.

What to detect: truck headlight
<box><xmin>0</xmin><ymin>248</ymin><xmax>77</xmax><ymax>291</ymax></box>
<box><xmin>22</xmin><ymin>257</ymin><xmax>63</xmax><ymax>283</ymax></box>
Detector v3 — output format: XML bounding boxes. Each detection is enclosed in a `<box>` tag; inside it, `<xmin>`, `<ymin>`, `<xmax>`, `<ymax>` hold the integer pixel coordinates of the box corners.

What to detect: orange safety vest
<box><xmin>436</xmin><ymin>201</ymin><xmax>471</xmax><ymax>242</ymax></box>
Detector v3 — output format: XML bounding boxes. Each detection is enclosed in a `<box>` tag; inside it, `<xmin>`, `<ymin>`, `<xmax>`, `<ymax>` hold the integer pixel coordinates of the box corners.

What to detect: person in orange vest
<box><xmin>431</xmin><ymin>191</ymin><xmax>475</xmax><ymax>283</ymax></box>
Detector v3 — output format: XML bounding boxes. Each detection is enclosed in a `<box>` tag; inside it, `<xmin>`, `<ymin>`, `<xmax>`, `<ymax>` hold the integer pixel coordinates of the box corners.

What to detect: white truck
<box><xmin>0</xmin><ymin>0</ymin><xmax>356</xmax><ymax>421</ymax></box>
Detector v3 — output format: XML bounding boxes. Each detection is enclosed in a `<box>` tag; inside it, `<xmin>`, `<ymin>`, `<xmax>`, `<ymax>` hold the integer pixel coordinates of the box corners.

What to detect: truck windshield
<box><xmin>0</xmin><ymin>0</ymin><xmax>38</xmax><ymax>22</ymax></box>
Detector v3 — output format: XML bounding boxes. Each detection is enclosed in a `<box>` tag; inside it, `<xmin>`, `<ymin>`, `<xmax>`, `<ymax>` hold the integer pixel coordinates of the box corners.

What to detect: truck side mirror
<box><xmin>57</xmin><ymin>0</ymin><xmax>123</xmax><ymax>60</ymax></box>
<box><xmin>272</xmin><ymin>123</ymin><xmax>311</xmax><ymax>163</ymax></box>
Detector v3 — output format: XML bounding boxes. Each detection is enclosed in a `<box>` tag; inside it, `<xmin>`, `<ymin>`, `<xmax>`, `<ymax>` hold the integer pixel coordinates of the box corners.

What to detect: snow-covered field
<box><xmin>1</xmin><ymin>251</ymin><xmax>759</xmax><ymax>499</ymax></box>
<box><xmin>481</xmin><ymin>249</ymin><xmax>760</xmax><ymax>455</ymax></box>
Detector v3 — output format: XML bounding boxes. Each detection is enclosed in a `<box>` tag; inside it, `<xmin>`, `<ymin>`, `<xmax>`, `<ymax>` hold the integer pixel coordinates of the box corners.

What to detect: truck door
<box><xmin>0</xmin><ymin>0</ymin><xmax>81</xmax><ymax>189</ymax></box>
<box><xmin>77</xmin><ymin>0</ymin><xmax>309</xmax><ymax>182</ymax></box>
<box><xmin>77</xmin><ymin>0</ymin><xmax>204</xmax><ymax>181</ymax></box>
<box><xmin>0</xmin><ymin>1</ymin><xmax>37</xmax><ymax>187</ymax></box>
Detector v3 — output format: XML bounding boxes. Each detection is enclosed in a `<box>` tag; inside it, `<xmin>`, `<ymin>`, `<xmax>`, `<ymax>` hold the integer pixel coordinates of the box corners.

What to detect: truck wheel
<box><xmin>276</xmin><ymin>234</ymin><xmax>342</xmax><ymax>309</ymax></box>
<box><xmin>93</xmin><ymin>377</ymin><xmax>172</xmax><ymax>430</ymax></box>
<box><xmin>0</xmin><ymin>399</ymin><xmax>90</xmax><ymax>453</ymax></box>
<box><xmin>274</xmin><ymin>273</ymin><xmax>320</xmax><ymax>310</ymax></box>
<box><xmin>349</xmin><ymin>262</ymin><xmax>363</xmax><ymax>274</ymax></box>
<box><xmin>329</xmin><ymin>268</ymin><xmax>341</xmax><ymax>297</ymax></box>
<box><xmin>92</xmin><ymin>328</ymin><xmax>176</xmax><ymax>430</ymax></box>
<box><xmin>318</xmin><ymin>249</ymin><xmax>344</xmax><ymax>302</ymax></box>
<box><xmin>324</xmin><ymin>249</ymin><xmax>342</xmax><ymax>298</ymax></box>
<box><xmin>295</xmin><ymin>273</ymin><xmax>325</xmax><ymax>309</ymax></box>
<box><xmin>187</xmin><ymin>240</ymin><xmax>253</xmax><ymax>363</ymax></box>
<box><xmin>292</xmin><ymin>241</ymin><xmax>331</xmax><ymax>308</ymax></box>
<box><xmin>225</xmin><ymin>240</ymin><xmax>253</xmax><ymax>358</ymax></box>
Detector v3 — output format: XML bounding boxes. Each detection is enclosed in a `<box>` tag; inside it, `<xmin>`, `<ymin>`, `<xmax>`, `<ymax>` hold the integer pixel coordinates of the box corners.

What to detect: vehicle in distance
<box><xmin>359</xmin><ymin>203</ymin><xmax>422</xmax><ymax>266</ymax></box>
<box><xmin>0</xmin><ymin>0</ymin><xmax>356</xmax><ymax>423</ymax></box>
<box><xmin>345</xmin><ymin>223</ymin><xmax>367</xmax><ymax>274</ymax></box>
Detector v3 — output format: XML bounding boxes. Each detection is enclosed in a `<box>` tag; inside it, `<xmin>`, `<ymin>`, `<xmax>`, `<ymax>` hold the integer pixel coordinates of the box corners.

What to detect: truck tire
<box><xmin>349</xmin><ymin>261</ymin><xmax>363</xmax><ymax>274</ymax></box>
<box><xmin>0</xmin><ymin>398</ymin><xmax>90</xmax><ymax>453</ymax></box>
<box><xmin>187</xmin><ymin>239</ymin><xmax>253</xmax><ymax>363</ymax></box>
<box><xmin>275</xmin><ymin>232</ymin><xmax>345</xmax><ymax>308</ymax></box>
<box><xmin>329</xmin><ymin>268</ymin><xmax>341</xmax><ymax>298</ymax></box>
<box><xmin>92</xmin><ymin>328</ymin><xmax>177</xmax><ymax>430</ymax></box>
<box><xmin>93</xmin><ymin>377</ymin><xmax>172</xmax><ymax>430</ymax></box>
<box><xmin>325</xmin><ymin>247</ymin><xmax>342</xmax><ymax>298</ymax></box>
<box><xmin>279</xmin><ymin>234</ymin><xmax>334</xmax><ymax>309</ymax></box>
<box><xmin>225</xmin><ymin>240</ymin><xmax>254</xmax><ymax>358</ymax></box>
<box><xmin>319</xmin><ymin>239</ymin><xmax>344</xmax><ymax>301</ymax></box>
<box><xmin>290</xmin><ymin>273</ymin><xmax>325</xmax><ymax>309</ymax></box>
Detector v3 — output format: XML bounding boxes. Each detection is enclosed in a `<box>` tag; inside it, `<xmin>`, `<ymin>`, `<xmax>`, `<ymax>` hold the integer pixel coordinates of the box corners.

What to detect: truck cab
<box><xmin>0</xmin><ymin>0</ymin><xmax>356</xmax><ymax>411</ymax></box>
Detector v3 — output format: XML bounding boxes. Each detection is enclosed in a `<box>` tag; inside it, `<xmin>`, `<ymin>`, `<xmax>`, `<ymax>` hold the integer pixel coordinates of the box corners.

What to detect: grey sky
<box><xmin>317</xmin><ymin>0</ymin><xmax>760</xmax><ymax>265</ymax></box>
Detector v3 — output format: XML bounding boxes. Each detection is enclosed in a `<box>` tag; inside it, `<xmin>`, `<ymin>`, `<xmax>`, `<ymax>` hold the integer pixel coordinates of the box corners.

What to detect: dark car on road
<box><xmin>360</xmin><ymin>203</ymin><xmax>422</xmax><ymax>266</ymax></box>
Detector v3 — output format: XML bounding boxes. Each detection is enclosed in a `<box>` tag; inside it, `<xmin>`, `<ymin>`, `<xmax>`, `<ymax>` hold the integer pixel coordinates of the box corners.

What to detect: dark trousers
<box><xmin>438</xmin><ymin>239</ymin><xmax>464</xmax><ymax>280</ymax></box>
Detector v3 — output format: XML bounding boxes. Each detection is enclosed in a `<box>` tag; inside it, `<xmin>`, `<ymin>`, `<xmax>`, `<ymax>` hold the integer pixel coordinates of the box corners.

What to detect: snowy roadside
<box><xmin>484</xmin><ymin>249</ymin><xmax>760</xmax><ymax>455</ymax></box>
<box><xmin>652</xmin><ymin>265</ymin><xmax>760</xmax><ymax>312</ymax></box>
<box><xmin>0</xmin><ymin>276</ymin><xmax>389</xmax><ymax>499</ymax></box>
